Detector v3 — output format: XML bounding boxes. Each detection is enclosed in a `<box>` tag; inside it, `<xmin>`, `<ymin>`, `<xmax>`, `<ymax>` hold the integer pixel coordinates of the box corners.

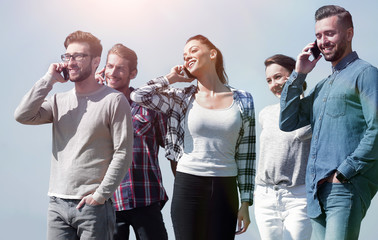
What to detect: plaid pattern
<box><xmin>113</xmin><ymin>91</ymin><xmax>168</xmax><ymax>211</ymax></box>
<box><xmin>131</xmin><ymin>77</ymin><xmax>256</xmax><ymax>204</ymax></box>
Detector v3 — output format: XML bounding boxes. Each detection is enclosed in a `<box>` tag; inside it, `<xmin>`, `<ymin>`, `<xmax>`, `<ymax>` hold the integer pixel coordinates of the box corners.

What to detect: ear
<box><xmin>92</xmin><ymin>56</ymin><xmax>101</xmax><ymax>69</ymax></box>
<box><xmin>346</xmin><ymin>27</ymin><xmax>354</xmax><ymax>42</ymax></box>
<box><xmin>129</xmin><ymin>69</ymin><xmax>138</xmax><ymax>80</ymax></box>
<box><xmin>210</xmin><ymin>49</ymin><xmax>217</xmax><ymax>60</ymax></box>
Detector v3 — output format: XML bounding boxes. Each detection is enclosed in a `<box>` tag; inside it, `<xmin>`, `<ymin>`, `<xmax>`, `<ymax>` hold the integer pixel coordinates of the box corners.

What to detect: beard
<box><xmin>69</xmin><ymin>63</ymin><xmax>92</xmax><ymax>83</ymax></box>
<box><xmin>322</xmin><ymin>38</ymin><xmax>348</xmax><ymax>63</ymax></box>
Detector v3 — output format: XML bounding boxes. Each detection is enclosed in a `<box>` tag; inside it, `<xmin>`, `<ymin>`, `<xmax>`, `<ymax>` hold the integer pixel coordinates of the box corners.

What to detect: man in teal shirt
<box><xmin>280</xmin><ymin>5</ymin><xmax>378</xmax><ymax>239</ymax></box>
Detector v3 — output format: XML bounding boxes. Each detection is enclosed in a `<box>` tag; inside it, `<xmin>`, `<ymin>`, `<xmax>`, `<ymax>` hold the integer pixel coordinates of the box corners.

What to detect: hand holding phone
<box><xmin>310</xmin><ymin>40</ymin><xmax>321</xmax><ymax>59</ymax></box>
<box><xmin>182</xmin><ymin>67</ymin><xmax>195</xmax><ymax>79</ymax></box>
<box><xmin>95</xmin><ymin>67</ymin><xmax>106</xmax><ymax>85</ymax></box>
<box><xmin>61</xmin><ymin>67</ymin><xmax>69</xmax><ymax>81</ymax></box>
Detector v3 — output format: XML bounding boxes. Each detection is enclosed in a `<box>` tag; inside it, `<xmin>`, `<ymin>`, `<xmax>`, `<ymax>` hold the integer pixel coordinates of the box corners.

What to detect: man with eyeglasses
<box><xmin>14</xmin><ymin>30</ymin><xmax>133</xmax><ymax>240</ymax></box>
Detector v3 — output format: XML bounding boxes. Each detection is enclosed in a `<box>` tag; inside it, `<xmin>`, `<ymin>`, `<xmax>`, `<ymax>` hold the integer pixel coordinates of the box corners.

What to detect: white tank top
<box><xmin>177</xmin><ymin>99</ymin><xmax>242</xmax><ymax>176</ymax></box>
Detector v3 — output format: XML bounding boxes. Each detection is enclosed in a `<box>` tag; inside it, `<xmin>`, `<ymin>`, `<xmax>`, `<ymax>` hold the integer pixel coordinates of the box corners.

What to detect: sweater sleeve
<box><xmin>14</xmin><ymin>75</ymin><xmax>55</xmax><ymax>125</ymax></box>
<box><xmin>92</xmin><ymin>94</ymin><xmax>134</xmax><ymax>203</ymax></box>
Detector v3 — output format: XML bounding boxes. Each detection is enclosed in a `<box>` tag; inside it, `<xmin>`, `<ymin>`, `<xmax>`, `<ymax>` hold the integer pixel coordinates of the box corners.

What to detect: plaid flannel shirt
<box><xmin>113</xmin><ymin>88</ymin><xmax>168</xmax><ymax>211</ymax></box>
<box><xmin>131</xmin><ymin>77</ymin><xmax>256</xmax><ymax>204</ymax></box>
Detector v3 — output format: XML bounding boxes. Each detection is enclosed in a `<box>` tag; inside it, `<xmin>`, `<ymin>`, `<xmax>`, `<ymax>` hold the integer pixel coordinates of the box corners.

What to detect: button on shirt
<box><xmin>279</xmin><ymin>52</ymin><xmax>378</xmax><ymax>218</ymax></box>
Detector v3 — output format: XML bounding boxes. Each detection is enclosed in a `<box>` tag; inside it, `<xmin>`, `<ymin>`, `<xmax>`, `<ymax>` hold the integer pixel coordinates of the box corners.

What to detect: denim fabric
<box><xmin>171</xmin><ymin>172</ymin><xmax>238</xmax><ymax>240</ymax></box>
<box><xmin>254</xmin><ymin>184</ymin><xmax>312</xmax><ymax>240</ymax></box>
<box><xmin>280</xmin><ymin>52</ymin><xmax>378</xmax><ymax>218</ymax></box>
<box><xmin>113</xmin><ymin>202</ymin><xmax>168</xmax><ymax>240</ymax></box>
<box><xmin>310</xmin><ymin>182</ymin><xmax>366</xmax><ymax>240</ymax></box>
<box><xmin>47</xmin><ymin>197</ymin><xmax>115</xmax><ymax>240</ymax></box>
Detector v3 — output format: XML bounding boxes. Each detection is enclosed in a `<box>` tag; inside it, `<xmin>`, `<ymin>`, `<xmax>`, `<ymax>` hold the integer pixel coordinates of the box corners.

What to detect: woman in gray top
<box><xmin>254</xmin><ymin>54</ymin><xmax>312</xmax><ymax>240</ymax></box>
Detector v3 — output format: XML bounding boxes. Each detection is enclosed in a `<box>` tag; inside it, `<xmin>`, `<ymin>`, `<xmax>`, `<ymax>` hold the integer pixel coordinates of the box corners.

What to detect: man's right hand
<box><xmin>95</xmin><ymin>67</ymin><xmax>106</xmax><ymax>85</ymax></box>
<box><xmin>46</xmin><ymin>62</ymin><xmax>69</xmax><ymax>84</ymax></box>
<box><xmin>295</xmin><ymin>42</ymin><xmax>322</xmax><ymax>74</ymax></box>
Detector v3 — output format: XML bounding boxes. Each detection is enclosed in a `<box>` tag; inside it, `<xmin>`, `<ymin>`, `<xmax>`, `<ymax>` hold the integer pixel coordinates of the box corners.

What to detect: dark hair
<box><xmin>64</xmin><ymin>30</ymin><xmax>102</xmax><ymax>58</ymax></box>
<box><xmin>107</xmin><ymin>43</ymin><xmax>138</xmax><ymax>72</ymax></box>
<box><xmin>186</xmin><ymin>35</ymin><xmax>228</xmax><ymax>84</ymax></box>
<box><xmin>264</xmin><ymin>54</ymin><xmax>307</xmax><ymax>91</ymax></box>
<box><xmin>315</xmin><ymin>5</ymin><xmax>353</xmax><ymax>29</ymax></box>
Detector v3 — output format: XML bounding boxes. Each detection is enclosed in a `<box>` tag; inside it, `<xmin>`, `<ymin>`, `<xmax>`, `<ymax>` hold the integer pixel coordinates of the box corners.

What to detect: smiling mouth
<box><xmin>187</xmin><ymin>60</ymin><xmax>196</xmax><ymax>69</ymax></box>
<box><xmin>108</xmin><ymin>78</ymin><xmax>119</xmax><ymax>83</ymax></box>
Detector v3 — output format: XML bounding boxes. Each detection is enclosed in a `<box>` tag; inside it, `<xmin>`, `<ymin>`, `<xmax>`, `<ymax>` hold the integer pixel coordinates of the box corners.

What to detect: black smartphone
<box><xmin>62</xmin><ymin>67</ymin><xmax>69</xmax><ymax>80</ymax></box>
<box><xmin>101</xmin><ymin>70</ymin><xmax>106</xmax><ymax>85</ymax></box>
<box><xmin>182</xmin><ymin>67</ymin><xmax>195</xmax><ymax>79</ymax></box>
<box><xmin>310</xmin><ymin>40</ymin><xmax>321</xmax><ymax>59</ymax></box>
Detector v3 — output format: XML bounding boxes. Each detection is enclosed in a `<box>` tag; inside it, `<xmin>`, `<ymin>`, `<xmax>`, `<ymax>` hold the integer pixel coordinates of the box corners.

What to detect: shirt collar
<box><xmin>332</xmin><ymin>51</ymin><xmax>359</xmax><ymax>73</ymax></box>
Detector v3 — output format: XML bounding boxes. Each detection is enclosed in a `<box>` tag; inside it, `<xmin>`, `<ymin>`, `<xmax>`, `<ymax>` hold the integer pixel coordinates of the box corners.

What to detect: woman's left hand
<box><xmin>236</xmin><ymin>202</ymin><xmax>250</xmax><ymax>235</ymax></box>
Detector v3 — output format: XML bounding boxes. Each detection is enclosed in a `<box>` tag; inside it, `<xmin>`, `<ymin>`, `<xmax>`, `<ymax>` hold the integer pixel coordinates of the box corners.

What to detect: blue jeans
<box><xmin>171</xmin><ymin>172</ymin><xmax>239</xmax><ymax>240</ymax></box>
<box><xmin>113</xmin><ymin>202</ymin><xmax>168</xmax><ymax>240</ymax></box>
<box><xmin>311</xmin><ymin>182</ymin><xmax>366</xmax><ymax>240</ymax></box>
<box><xmin>47</xmin><ymin>196</ymin><xmax>115</xmax><ymax>240</ymax></box>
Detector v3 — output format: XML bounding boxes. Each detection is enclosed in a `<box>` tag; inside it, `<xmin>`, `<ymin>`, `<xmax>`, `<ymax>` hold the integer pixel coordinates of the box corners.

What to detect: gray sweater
<box><xmin>256</xmin><ymin>104</ymin><xmax>311</xmax><ymax>187</ymax></box>
<box><xmin>14</xmin><ymin>76</ymin><xmax>133</xmax><ymax>203</ymax></box>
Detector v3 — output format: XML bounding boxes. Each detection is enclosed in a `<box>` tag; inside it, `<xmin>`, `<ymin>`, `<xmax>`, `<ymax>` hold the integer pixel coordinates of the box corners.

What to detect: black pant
<box><xmin>171</xmin><ymin>172</ymin><xmax>239</xmax><ymax>240</ymax></box>
<box><xmin>114</xmin><ymin>202</ymin><xmax>168</xmax><ymax>240</ymax></box>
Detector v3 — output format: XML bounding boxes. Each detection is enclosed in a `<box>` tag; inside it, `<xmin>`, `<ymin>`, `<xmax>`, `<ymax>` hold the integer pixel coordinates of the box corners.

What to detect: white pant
<box><xmin>254</xmin><ymin>184</ymin><xmax>312</xmax><ymax>240</ymax></box>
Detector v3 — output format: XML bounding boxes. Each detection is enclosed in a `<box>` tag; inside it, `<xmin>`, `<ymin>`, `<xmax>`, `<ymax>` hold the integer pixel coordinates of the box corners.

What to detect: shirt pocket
<box><xmin>133</xmin><ymin>113</ymin><xmax>153</xmax><ymax>136</ymax></box>
<box><xmin>325</xmin><ymin>94</ymin><xmax>346</xmax><ymax>118</ymax></box>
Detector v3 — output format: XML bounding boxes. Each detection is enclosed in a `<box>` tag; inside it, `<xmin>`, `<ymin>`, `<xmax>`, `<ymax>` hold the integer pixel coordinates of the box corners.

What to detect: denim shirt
<box><xmin>279</xmin><ymin>52</ymin><xmax>378</xmax><ymax>218</ymax></box>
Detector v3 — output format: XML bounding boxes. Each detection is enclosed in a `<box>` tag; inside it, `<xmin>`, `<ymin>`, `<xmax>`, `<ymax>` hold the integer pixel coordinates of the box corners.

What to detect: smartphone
<box><xmin>182</xmin><ymin>67</ymin><xmax>196</xmax><ymax>79</ymax></box>
<box><xmin>101</xmin><ymin>70</ymin><xmax>107</xmax><ymax>85</ymax></box>
<box><xmin>310</xmin><ymin>40</ymin><xmax>321</xmax><ymax>59</ymax></box>
<box><xmin>62</xmin><ymin>67</ymin><xmax>69</xmax><ymax>81</ymax></box>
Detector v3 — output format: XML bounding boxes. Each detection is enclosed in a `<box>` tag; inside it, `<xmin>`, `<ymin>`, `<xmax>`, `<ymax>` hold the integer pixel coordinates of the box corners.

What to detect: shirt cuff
<box><xmin>92</xmin><ymin>192</ymin><xmax>106</xmax><ymax>204</ymax></box>
<box><xmin>240</xmin><ymin>192</ymin><xmax>253</xmax><ymax>206</ymax></box>
<box><xmin>337</xmin><ymin>160</ymin><xmax>356</xmax><ymax>180</ymax></box>
<box><xmin>288</xmin><ymin>71</ymin><xmax>307</xmax><ymax>88</ymax></box>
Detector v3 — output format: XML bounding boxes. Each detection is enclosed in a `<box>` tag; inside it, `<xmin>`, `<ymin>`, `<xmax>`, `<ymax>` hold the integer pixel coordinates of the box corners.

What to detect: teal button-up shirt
<box><xmin>280</xmin><ymin>52</ymin><xmax>378</xmax><ymax>218</ymax></box>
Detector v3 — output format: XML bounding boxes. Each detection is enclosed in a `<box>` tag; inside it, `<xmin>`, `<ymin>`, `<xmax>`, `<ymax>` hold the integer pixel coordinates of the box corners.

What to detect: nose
<box><xmin>184</xmin><ymin>54</ymin><xmax>191</xmax><ymax>62</ymax></box>
<box><xmin>272</xmin><ymin>80</ymin><xmax>279</xmax><ymax>87</ymax></box>
<box><xmin>107</xmin><ymin>67</ymin><xmax>117</xmax><ymax>77</ymax></box>
<box><xmin>66</xmin><ymin>59</ymin><xmax>76</xmax><ymax>68</ymax></box>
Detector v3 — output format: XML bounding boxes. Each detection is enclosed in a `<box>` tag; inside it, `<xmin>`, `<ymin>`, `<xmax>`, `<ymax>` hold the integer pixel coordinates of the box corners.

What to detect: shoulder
<box><xmin>230</xmin><ymin>86</ymin><xmax>253</xmax><ymax>99</ymax></box>
<box><xmin>354</xmin><ymin>58</ymin><xmax>376</xmax><ymax>69</ymax></box>
<box><xmin>348</xmin><ymin>58</ymin><xmax>378</xmax><ymax>76</ymax></box>
<box><xmin>259</xmin><ymin>104</ymin><xmax>278</xmax><ymax>120</ymax></box>
<box><xmin>102</xmin><ymin>86</ymin><xmax>126</xmax><ymax>98</ymax></box>
<box><xmin>261</xmin><ymin>104</ymin><xmax>278</xmax><ymax>114</ymax></box>
<box><xmin>229</xmin><ymin>86</ymin><xmax>254</xmax><ymax>109</ymax></box>
<box><xmin>98</xmin><ymin>87</ymin><xmax>129</xmax><ymax>108</ymax></box>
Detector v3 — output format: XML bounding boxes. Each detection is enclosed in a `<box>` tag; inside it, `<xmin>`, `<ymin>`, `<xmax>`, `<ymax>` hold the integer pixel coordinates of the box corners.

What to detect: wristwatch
<box><xmin>336</xmin><ymin>170</ymin><xmax>348</xmax><ymax>183</ymax></box>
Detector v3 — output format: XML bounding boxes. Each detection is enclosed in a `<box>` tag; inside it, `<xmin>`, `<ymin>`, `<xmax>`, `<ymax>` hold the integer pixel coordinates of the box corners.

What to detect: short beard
<box><xmin>323</xmin><ymin>38</ymin><xmax>348</xmax><ymax>63</ymax></box>
<box><xmin>70</xmin><ymin>64</ymin><xmax>93</xmax><ymax>83</ymax></box>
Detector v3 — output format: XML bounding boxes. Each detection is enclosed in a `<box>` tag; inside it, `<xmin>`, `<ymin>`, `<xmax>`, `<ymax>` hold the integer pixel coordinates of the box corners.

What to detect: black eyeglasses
<box><xmin>61</xmin><ymin>53</ymin><xmax>90</xmax><ymax>62</ymax></box>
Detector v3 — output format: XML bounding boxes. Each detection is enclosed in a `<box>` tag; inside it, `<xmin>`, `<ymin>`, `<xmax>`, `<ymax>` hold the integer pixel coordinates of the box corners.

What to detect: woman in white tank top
<box><xmin>131</xmin><ymin>35</ymin><xmax>256</xmax><ymax>240</ymax></box>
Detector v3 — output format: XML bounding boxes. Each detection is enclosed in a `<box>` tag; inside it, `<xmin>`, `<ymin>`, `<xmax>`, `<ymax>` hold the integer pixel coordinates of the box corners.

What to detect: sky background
<box><xmin>1</xmin><ymin>0</ymin><xmax>378</xmax><ymax>239</ymax></box>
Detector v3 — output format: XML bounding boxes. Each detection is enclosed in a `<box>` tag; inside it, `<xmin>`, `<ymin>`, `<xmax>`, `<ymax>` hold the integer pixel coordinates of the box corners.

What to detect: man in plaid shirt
<box><xmin>98</xmin><ymin>43</ymin><xmax>169</xmax><ymax>240</ymax></box>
